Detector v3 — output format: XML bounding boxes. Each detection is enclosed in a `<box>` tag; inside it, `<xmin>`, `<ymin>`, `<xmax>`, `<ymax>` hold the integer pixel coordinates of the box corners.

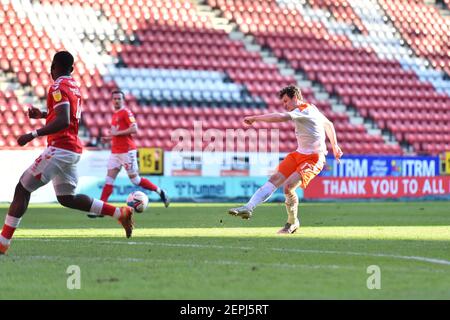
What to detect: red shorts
<box><xmin>277</xmin><ymin>152</ymin><xmax>326</xmax><ymax>189</ymax></box>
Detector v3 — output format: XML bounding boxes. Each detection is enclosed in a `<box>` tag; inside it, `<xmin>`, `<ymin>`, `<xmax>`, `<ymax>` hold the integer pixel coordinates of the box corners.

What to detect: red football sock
<box><xmin>89</xmin><ymin>199</ymin><xmax>120</xmax><ymax>219</ymax></box>
<box><xmin>1</xmin><ymin>215</ymin><xmax>22</xmax><ymax>245</ymax></box>
<box><xmin>100</xmin><ymin>202</ymin><xmax>119</xmax><ymax>217</ymax></box>
<box><xmin>139</xmin><ymin>177</ymin><xmax>158</xmax><ymax>192</ymax></box>
<box><xmin>1</xmin><ymin>225</ymin><xmax>16</xmax><ymax>242</ymax></box>
<box><xmin>100</xmin><ymin>184</ymin><xmax>114</xmax><ymax>202</ymax></box>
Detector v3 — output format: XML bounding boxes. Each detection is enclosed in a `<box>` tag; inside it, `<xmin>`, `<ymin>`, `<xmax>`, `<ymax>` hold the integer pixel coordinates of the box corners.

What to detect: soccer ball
<box><xmin>126</xmin><ymin>191</ymin><xmax>149</xmax><ymax>213</ymax></box>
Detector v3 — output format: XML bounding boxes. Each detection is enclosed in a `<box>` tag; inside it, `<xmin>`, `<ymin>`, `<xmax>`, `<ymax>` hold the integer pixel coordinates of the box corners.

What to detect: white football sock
<box><xmin>285</xmin><ymin>192</ymin><xmax>299</xmax><ymax>225</ymax></box>
<box><xmin>5</xmin><ymin>215</ymin><xmax>22</xmax><ymax>228</ymax></box>
<box><xmin>113</xmin><ymin>208</ymin><xmax>121</xmax><ymax>219</ymax></box>
<box><xmin>130</xmin><ymin>176</ymin><xmax>141</xmax><ymax>185</ymax></box>
<box><xmin>1</xmin><ymin>215</ymin><xmax>22</xmax><ymax>245</ymax></box>
<box><xmin>105</xmin><ymin>176</ymin><xmax>115</xmax><ymax>185</ymax></box>
<box><xmin>89</xmin><ymin>199</ymin><xmax>121</xmax><ymax>219</ymax></box>
<box><xmin>89</xmin><ymin>199</ymin><xmax>103</xmax><ymax>217</ymax></box>
<box><xmin>246</xmin><ymin>181</ymin><xmax>277</xmax><ymax>210</ymax></box>
<box><xmin>0</xmin><ymin>235</ymin><xmax>10</xmax><ymax>245</ymax></box>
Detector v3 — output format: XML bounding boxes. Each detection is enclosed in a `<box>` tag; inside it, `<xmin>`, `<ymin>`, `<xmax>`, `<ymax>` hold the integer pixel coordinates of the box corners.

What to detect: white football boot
<box><xmin>277</xmin><ymin>218</ymin><xmax>300</xmax><ymax>234</ymax></box>
<box><xmin>228</xmin><ymin>206</ymin><xmax>253</xmax><ymax>220</ymax></box>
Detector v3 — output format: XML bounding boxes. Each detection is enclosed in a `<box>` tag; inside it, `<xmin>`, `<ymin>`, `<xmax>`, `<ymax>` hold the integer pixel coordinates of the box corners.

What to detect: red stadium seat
<box><xmin>1</xmin><ymin>0</ymin><xmax>446</xmax><ymax>155</ymax></box>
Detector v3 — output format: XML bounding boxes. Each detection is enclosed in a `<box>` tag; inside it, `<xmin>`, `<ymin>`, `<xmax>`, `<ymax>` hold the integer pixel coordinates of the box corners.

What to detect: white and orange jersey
<box><xmin>288</xmin><ymin>102</ymin><xmax>328</xmax><ymax>155</ymax></box>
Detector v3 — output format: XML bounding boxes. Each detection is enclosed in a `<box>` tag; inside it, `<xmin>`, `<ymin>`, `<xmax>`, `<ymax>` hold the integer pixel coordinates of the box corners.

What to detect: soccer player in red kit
<box><xmin>96</xmin><ymin>91</ymin><xmax>169</xmax><ymax>212</ymax></box>
<box><xmin>0</xmin><ymin>51</ymin><xmax>134</xmax><ymax>255</ymax></box>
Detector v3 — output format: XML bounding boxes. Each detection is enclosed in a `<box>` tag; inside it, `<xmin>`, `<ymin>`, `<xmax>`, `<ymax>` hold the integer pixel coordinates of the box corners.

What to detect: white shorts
<box><xmin>20</xmin><ymin>146</ymin><xmax>81</xmax><ymax>196</ymax></box>
<box><xmin>107</xmin><ymin>150</ymin><xmax>139</xmax><ymax>175</ymax></box>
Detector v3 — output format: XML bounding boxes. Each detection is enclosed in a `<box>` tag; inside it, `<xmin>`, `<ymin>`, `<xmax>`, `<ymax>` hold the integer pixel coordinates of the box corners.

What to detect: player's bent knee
<box><xmin>283</xmin><ymin>185</ymin><xmax>295</xmax><ymax>195</ymax></box>
<box><xmin>285</xmin><ymin>198</ymin><xmax>298</xmax><ymax>206</ymax></box>
<box><xmin>269</xmin><ymin>173</ymin><xmax>285</xmax><ymax>188</ymax></box>
<box><xmin>57</xmin><ymin>195</ymin><xmax>76</xmax><ymax>208</ymax></box>
<box><xmin>283</xmin><ymin>180</ymin><xmax>298</xmax><ymax>193</ymax></box>
<box><xmin>54</xmin><ymin>183</ymin><xmax>77</xmax><ymax>197</ymax></box>
<box><xmin>16</xmin><ymin>182</ymin><xmax>31</xmax><ymax>195</ymax></box>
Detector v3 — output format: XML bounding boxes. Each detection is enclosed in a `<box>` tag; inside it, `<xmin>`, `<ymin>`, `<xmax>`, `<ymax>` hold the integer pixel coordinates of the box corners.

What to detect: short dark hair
<box><xmin>278</xmin><ymin>85</ymin><xmax>303</xmax><ymax>100</ymax></box>
<box><xmin>53</xmin><ymin>51</ymin><xmax>74</xmax><ymax>71</ymax></box>
<box><xmin>111</xmin><ymin>90</ymin><xmax>125</xmax><ymax>98</ymax></box>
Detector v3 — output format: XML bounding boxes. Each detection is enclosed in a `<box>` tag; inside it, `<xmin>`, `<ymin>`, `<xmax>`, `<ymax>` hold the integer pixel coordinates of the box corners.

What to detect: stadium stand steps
<box><xmin>442</xmin><ymin>0</ymin><xmax>450</xmax><ymax>11</ymax></box>
<box><xmin>378</xmin><ymin>0</ymin><xmax>450</xmax><ymax>77</ymax></box>
<box><xmin>192</xmin><ymin>0</ymin><xmax>234</xmax><ymax>32</ymax></box>
<box><xmin>2</xmin><ymin>0</ymin><xmax>448</xmax><ymax>154</ymax></box>
<box><xmin>134</xmin><ymin>94</ymin><xmax>266</xmax><ymax>109</ymax></box>
<box><xmin>210</xmin><ymin>0</ymin><xmax>449</xmax><ymax>155</ymax></box>
<box><xmin>202</xmin><ymin>0</ymin><xmax>402</xmax><ymax>155</ymax></box>
<box><xmin>428</xmin><ymin>0</ymin><xmax>450</xmax><ymax>14</ymax></box>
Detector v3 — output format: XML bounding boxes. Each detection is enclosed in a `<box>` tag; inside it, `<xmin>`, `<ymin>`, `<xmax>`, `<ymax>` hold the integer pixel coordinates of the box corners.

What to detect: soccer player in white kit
<box><xmin>228</xmin><ymin>86</ymin><xmax>343</xmax><ymax>234</ymax></box>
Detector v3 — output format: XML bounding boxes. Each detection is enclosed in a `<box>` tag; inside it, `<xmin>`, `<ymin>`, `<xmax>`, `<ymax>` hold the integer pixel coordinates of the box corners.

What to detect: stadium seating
<box><xmin>445</xmin><ymin>0</ymin><xmax>450</xmax><ymax>10</ymax></box>
<box><xmin>208</xmin><ymin>0</ymin><xmax>450</xmax><ymax>155</ymax></box>
<box><xmin>0</xmin><ymin>0</ymin><xmax>449</xmax><ymax>155</ymax></box>
<box><xmin>306</xmin><ymin>0</ymin><xmax>369</xmax><ymax>35</ymax></box>
<box><xmin>0</xmin><ymin>89</ymin><xmax>45</xmax><ymax>148</ymax></box>
<box><xmin>378</xmin><ymin>0</ymin><xmax>449</xmax><ymax>75</ymax></box>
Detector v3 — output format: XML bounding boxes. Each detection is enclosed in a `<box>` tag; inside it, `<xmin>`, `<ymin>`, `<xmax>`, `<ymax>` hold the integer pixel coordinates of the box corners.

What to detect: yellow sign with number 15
<box><xmin>138</xmin><ymin>148</ymin><xmax>164</xmax><ymax>175</ymax></box>
<box><xmin>446</xmin><ymin>152</ymin><xmax>450</xmax><ymax>175</ymax></box>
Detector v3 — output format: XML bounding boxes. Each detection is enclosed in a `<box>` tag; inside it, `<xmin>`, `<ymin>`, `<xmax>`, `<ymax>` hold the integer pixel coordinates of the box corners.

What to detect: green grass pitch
<box><xmin>0</xmin><ymin>201</ymin><xmax>449</xmax><ymax>299</ymax></box>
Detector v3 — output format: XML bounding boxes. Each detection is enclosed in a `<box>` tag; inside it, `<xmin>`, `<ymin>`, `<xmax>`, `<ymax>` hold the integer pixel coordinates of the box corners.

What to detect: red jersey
<box><xmin>46</xmin><ymin>76</ymin><xmax>83</xmax><ymax>153</ymax></box>
<box><xmin>111</xmin><ymin>107</ymin><xmax>137</xmax><ymax>153</ymax></box>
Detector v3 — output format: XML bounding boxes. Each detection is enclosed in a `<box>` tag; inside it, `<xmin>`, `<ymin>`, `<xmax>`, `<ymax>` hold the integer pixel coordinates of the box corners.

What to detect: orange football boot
<box><xmin>118</xmin><ymin>206</ymin><xmax>134</xmax><ymax>238</ymax></box>
<box><xmin>0</xmin><ymin>242</ymin><xmax>9</xmax><ymax>255</ymax></box>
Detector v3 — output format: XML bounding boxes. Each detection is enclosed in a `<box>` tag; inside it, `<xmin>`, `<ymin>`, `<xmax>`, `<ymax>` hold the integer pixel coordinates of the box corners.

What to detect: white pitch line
<box><xmin>198</xmin><ymin>260</ymin><xmax>347</xmax><ymax>270</ymax></box>
<box><xmin>15</xmin><ymin>238</ymin><xmax>450</xmax><ymax>267</ymax></box>
<box><xmin>4</xmin><ymin>254</ymin><xmax>146</xmax><ymax>263</ymax></box>
<box><xmin>271</xmin><ymin>248</ymin><xmax>450</xmax><ymax>266</ymax></box>
<box><xmin>5</xmin><ymin>254</ymin><xmax>351</xmax><ymax>271</ymax></box>
<box><xmin>16</xmin><ymin>238</ymin><xmax>254</xmax><ymax>250</ymax></box>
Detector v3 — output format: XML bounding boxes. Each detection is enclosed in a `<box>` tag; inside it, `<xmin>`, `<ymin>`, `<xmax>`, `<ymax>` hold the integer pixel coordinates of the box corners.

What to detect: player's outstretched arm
<box><xmin>244</xmin><ymin>113</ymin><xmax>291</xmax><ymax>125</ymax></box>
<box><xmin>323</xmin><ymin>118</ymin><xmax>343</xmax><ymax>162</ymax></box>
<box><xmin>17</xmin><ymin>103</ymin><xmax>70</xmax><ymax>146</ymax></box>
